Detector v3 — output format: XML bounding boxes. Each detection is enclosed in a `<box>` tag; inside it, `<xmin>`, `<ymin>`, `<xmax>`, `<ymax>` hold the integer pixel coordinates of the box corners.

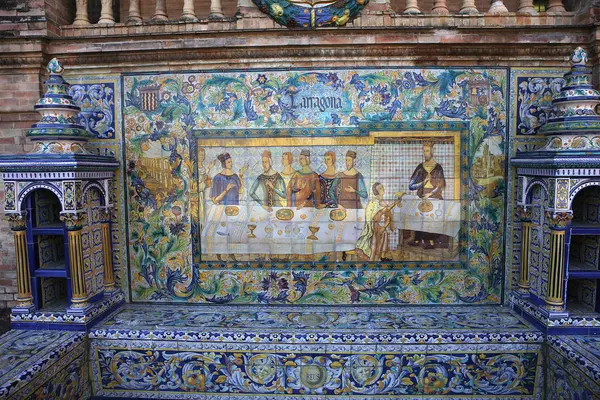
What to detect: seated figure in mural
<box><xmin>356</xmin><ymin>182</ymin><xmax>397</xmax><ymax>261</ymax></box>
<box><xmin>317</xmin><ymin>151</ymin><xmax>338</xmax><ymax>208</ymax></box>
<box><xmin>331</xmin><ymin>150</ymin><xmax>368</xmax><ymax>209</ymax></box>
<box><xmin>408</xmin><ymin>142</ymin><xmax>446</xmax><ymax>249</ymax></box>
<box><xmin>279</xmin><ymin>152</ymin><xmax>296</xmax><ymax>207</ymax></box>
<box><xmin>249</xmin><ymin>150</ymin><xmax>286</xmax><ymax>211</ymax></box>
<box><xmin>287</xmin><ymin>149</ymin><xmax>321</xmax><ymax>209</ymax></box>
<box><xmin>210</xmin><ymin>152</ymin><xmax>247</xmax><ymax>206</ymax></box>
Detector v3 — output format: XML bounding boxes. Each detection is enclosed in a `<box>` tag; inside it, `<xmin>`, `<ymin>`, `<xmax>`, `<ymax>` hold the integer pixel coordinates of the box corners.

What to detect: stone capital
<box><xmin>544</xmin><ymin>210</ymin><xmax>573</xmax><ymax>230</ymax></box>
<box><xmin>60</xmin><ymin>212</ymin><xmax>87</xmax><ymax>230</ymax></box>
<box><xmin>5</xmin><ymin>212</ymin><xmax>27</xmax><ymax>231</ymax></box>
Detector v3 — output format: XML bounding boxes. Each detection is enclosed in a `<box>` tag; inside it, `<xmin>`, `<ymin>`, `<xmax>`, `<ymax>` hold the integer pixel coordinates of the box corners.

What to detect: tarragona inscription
<box><xmin>294</xmin><ymin>95</ymin><xmax>343</xmax><ymax>112</ymax></box>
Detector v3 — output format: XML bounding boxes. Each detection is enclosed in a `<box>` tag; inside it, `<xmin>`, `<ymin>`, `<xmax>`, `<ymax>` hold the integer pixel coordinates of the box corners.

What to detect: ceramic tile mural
<box><xmin>69</xmin><ymin>82</ymin><xmax>116</xmax><ymax>139</ymax></box>
<box><xmin>123</xmin><ymin>67</ymin><xmax>508</xmax><ymax>304</ymax></box>
<box><xmin>68</xmin><ymin>75</ymin><xmax>127</xmax><ymax>301</ymax></box>
<box><xmin>0</xmin><ymin>330</ymin><xmax>88</xmax><ymax>399</ymax></box>
<box><xmin>508</xmin><ymin>68</ymin><xmax>566</xmax><ymax>293</ymax></box>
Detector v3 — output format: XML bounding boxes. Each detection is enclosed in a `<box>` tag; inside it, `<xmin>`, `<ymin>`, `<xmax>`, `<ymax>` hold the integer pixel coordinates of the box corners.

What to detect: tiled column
<box><xmin>517</xmin><ymin>206</ymin><xmax>532</xmax><ymax>293</ymax></box>
<box><xmin>547</xmin><ymin>0</ymin><xmax>566</xmax><ymax>13</ymax></box>
<box><xmin>459</xmin><ymin>0</ymin><xmax>478</xmax><ymax>14</ymax></box>
<box><xmin>404</xmin><ymin>0</ymin><xmax>421</xmax><ymax>14</ymax></box>
<box><xmin>544</xmin><ymin>211</ymin><xmax>572</xmax><ymax>310</ymax></box>
<box><xmin>101</xmin><ymin>209</ymin><xmax>116</xmax><ymax>292</ymax></box>
<box><xmin>181</xmin><ymin>0</ymin><xmax>199</xmax><ymax>21</ymax></box>
<box><xmin>153</xmin><ymin>0</ymin><xmax>168</xmax><ymax>21</ymax></box>
<box><xmin>432</xmin><ymin>0</ymin><xmax>449</xmax><ymax>14</ymax></box>
<box><xmin>128</xmin><ymin>0</ymin><xmax>142</xmax><ymax>22</ymax></box>
<box><xmin>488</xmin><ymin>0</ymin><xmax>508</xmax><ymax>13</ymax></box>
<box><xmin>61</xmin><ymin>212</ymin><xmax>88</xmax><ymax>309</ymax></box>
<box><xmin>73</xmin><ymin>0</ymin><xmax>90</xmax><ymax>26</ymax></box>
<box><xmin>517</xmin><ymin>0</ymin><xmax>537</xmax><ymax>14</ymax></box>
<box><xmin>209</xmin><ymin>0</ymin><xmax>224</xmax><ymax>19</ymax></box>
<box><xmin>6</xmin><ymin>213</ymin><xmax>34</xmax><ymax>311</ymax></box>
<box><xmin>98</xmin><ymin>0</ymin><xmax>116</xmax><ymax>24</ymax></box>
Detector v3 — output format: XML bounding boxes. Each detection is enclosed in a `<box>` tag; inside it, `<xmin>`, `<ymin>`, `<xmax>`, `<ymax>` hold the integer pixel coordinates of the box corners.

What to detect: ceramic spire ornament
<box><xmin>537</xmin><ymin>47</ymin><xmax>600</xmax><ymax>151</ymax></box>
<box><xmin>28</xmin><ymin>58</ymin><xmax>93</xmax><ymax>155</ymax></box>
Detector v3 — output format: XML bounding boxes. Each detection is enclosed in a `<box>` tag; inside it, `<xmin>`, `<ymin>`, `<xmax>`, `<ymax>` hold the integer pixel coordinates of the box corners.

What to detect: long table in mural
<box><xmin>201</xmin><ymin>196</ymin><xmax>461</xmax><ymax>255</ymax></box>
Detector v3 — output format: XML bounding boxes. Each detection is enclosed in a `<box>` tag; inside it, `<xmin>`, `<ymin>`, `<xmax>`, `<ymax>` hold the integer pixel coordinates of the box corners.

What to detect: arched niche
<box><xmin>566</xmin><ymin>185</ymin><xmax>600</xmax><ymax>314</ymax></box>
<box><xmin>21</xmin><ymin>188</ymin><xmax>70</xmax><ymax>311</ymax></box>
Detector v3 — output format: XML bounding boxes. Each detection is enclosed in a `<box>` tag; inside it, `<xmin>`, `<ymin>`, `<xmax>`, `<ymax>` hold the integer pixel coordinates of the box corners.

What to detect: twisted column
<box><xmin>7</xmin><ymin>213</ymin><xmax>33</xmax><ymax>310</ymax></box>
<box><xmin>73</xmin><ymin>0</ymin><xmax>90</xmax><ymax>26</ymax></box>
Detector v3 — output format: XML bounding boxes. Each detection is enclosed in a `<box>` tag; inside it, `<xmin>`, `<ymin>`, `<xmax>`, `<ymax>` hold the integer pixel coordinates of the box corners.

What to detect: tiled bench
<box><xmin>547</xmin><ymin>335</ymin><xmax>600</xmax><ymax>400</ymax></box>
<box><xmin>89</xmin><ymin>304</ymin><xmax>545</xmax><ymax>399</ymax></box>
<box><xmin>0</xmin><ymin>330</ymin><xmax>89</xmax><ymax>399</ymax></box>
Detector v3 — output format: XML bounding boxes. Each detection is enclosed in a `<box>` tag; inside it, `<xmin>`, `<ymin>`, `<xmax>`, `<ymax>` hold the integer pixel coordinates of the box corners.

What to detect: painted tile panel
<box><xmin>123</xmin><ymin>67</ymin><xmax>508</xmax><ymax>305</ymax></box>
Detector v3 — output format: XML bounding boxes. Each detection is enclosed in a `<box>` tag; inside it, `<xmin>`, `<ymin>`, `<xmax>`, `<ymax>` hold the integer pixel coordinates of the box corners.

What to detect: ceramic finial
<box><xmin>570</xmin><ymin>47</ymin><xmax>588</xmax><ymax>67</ymax></box>
<box><xmin>47</xmin><ymin>58</ymin><xmax>64</xmax><ymax>74</ymax></box>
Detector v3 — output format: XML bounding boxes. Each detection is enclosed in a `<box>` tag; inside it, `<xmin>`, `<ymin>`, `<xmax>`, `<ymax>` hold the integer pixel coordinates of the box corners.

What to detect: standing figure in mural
<box><xmin>210</xmin><ymin>153</ymin><xmax>247</xmax><ymax>205</ymax></box>
<box><xmin>356</xmin><ymin>183</ymin><xmax>397</xmax><ymax>261</ymax></box>
<box><xmin>279</xmin><ymin>152</ymin><xmax>296</xmax><ymax>207</ymax></box>
<box><xmin>249</xmin><ymin>150</ymin><xmax>286</xmax><ymax>211</ymax></box>
<box><xmin>408</xmin><ymin>142</ymin><xmax>446</xmax><ymax>249</ymax></box>
<box><xmin>287</xmin><ymin>149</ymin><xmax>321</xmax><ymax>209</ymax></box>
<box><xmin>318</xmin><ymin>151</ymin><xmax>338</xmax><ymax>208</ymax></box>
<box><xmin>198</xmin><ymin>148</ymin><xmax>216</xmax><ymax>223</ymax></box>
<box><xmin>332</xmin><ymin>150</ymin><xmax>368</xmax><ymax>209</ymax></box>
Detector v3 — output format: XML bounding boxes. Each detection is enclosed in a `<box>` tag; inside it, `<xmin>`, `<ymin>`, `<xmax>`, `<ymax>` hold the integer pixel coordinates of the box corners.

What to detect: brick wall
<box><xmin>45</xmin><ymin>0</ymin><xmax>74</xmax><ymax>29</ymax></box>
<box><xmin>0</xmin><ymin>72</ymin><xmax>41</xmax><ymax>309</ymax></box>
<box><xmin>0</xmin><ymin>0</ymin><xmax>47</xmax><ymax>37</ymax></box>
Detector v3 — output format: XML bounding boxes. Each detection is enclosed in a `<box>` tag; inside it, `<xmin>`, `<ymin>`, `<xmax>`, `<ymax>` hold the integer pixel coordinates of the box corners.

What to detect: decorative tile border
<box><xmin>89</xmin><ymin>304</ymin><xmax>543</xmax><ymax>345</ymax></box>
<box><xmin>547</xmin><ymin>342</ymin><xmax>600</xmax><ymax>400</ymax></box>
<box><xmin>547</xmin><ymin>335</ymin><xmax>600</xmax><ymax>384</ymax></box>
<box><xmin>510</xmin><ymin>292</ymin><xmax>600</xmax><ymax>329</ymax></box>
<box><xmin>0</xmin><ymin>330</ymin><xmax>86</xmax><ymax>398</ymax></box>
<box><xmin>90</xmin><ymin>340</ymin><xmax>542</xmax><ymax>398</ymax></box>
<box><xmin>11</xmin><ymin>290</ymin><xmax>124</xmax><ymax>328</ymax></box>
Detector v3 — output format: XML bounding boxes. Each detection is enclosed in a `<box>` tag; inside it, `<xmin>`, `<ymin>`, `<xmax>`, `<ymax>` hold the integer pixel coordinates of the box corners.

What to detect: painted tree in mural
<box><xmin>123</xmin><ymin>68</ymin><xmax>507</xmax><ymax>305</ymax></box>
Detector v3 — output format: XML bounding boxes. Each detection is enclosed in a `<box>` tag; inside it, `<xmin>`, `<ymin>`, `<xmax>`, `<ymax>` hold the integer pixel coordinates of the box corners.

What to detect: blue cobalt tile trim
<box><xmin>89</xmin><ymin>304</ymin><xmax>543</xmax><ymax>345</ymax></box>
<box><xmin>547</xmin><ymin>335</ymin><xmax>600</xmax><ymax>400</ymax></box>
<box><xmin>0</xmin><ymin>329</ymin><xmax>86</xmax><ymax>398</ymax></box>
<box><xmin>10</xmin><ymin>289</ymin><xmax>124</xmax><ymax>330</ymax></box>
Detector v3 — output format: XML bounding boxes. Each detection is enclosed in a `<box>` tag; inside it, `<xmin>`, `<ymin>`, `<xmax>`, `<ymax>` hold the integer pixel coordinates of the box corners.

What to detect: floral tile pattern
<box><xmin>0</xmin><ymin>330</ymin><xmax>87</xmax><ymax>399</ymax></box>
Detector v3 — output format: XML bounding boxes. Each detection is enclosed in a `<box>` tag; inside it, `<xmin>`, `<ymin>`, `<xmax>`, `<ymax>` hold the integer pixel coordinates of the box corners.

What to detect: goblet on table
<box><xmin>248</xmin><ymin>224</ymin><xmax>257</xmax><ymax>238</ymax></box>
<box><xmin>307</xmin><ymin>226</ymin><xmax>320</xmax><ymax>240</ymax></box>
